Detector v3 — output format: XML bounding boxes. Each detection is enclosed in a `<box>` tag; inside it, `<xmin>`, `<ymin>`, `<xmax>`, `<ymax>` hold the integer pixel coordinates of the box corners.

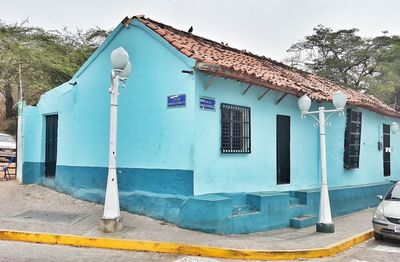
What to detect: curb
<box><xmin>0</xmin><ymin>229</ymin><xmax>373</xmax><ymax>260</ymax></box>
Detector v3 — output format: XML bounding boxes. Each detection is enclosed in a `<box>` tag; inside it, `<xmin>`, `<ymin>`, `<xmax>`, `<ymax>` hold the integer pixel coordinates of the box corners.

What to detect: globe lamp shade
<box><xmin>120</xmin><ymin>61</ymin><xmax>132</xmax><ymax>79</ymax></box>
<box><xmin>392</xmin><ymin>122</ymin><xmax>399</xmax><ymax>135</ymax></box>
<box><xmin>111</xmin><ymin>47</ymin><xmax>129</xmax><ymax>70</ymax></box>
<box><xmin>332</xmin><ymin>91</ymin><xmax>347</xmax><ymax>109</ymax></box>
<box><xmin>298</xmin><ymin>94</ymin><xmax>311</xmax><ymax>113</ymax></box>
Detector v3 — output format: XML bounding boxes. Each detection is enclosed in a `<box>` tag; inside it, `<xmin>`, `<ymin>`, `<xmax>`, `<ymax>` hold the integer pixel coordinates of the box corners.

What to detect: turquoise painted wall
<box><xmin>22</xmin><ymin>18</ymin><xmax>400</xmax><ymax>197</ymax></box>
<box><xmin>21</xmin><ymin>18</ymin><xmax>400</xmax><ymax>234</ymax></box>
<box><xmin>193</xmin><ymin>72</ymin><xmax>319</xmax><ymax>194</ymax></box>
<box><xmin>326</xmin><ymin>106</ymin><xmax>400</xmax><ymax>187</ymax></box>
<box><xmin>193</xmin><ymin>71</ymin><xmax>400</xmax><ymax>195</ymax></box>
<box><xmin>22</xmin><ymin>106</ymin><xmax>40</xmax><ymax>163</ymax></box>
<box><xmin>23</xmin><ymin>20</ymin><xmax>196</xmax><ymax>191</ymax></box>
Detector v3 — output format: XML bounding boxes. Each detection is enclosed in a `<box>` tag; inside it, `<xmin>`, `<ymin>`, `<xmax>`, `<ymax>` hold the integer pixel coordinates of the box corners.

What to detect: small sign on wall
<box><xmin>167</xmin><ymin>94</ymin><xmax>186</xmax><ymax>108</ymax></box>
<box><xmin>200</xmin><ymin>96</ymin><xmax>216</xmax><ymax>111</ymax></box>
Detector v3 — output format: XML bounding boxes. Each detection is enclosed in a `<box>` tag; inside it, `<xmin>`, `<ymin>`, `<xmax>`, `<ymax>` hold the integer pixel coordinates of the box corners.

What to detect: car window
<box><xmin>385</xmin><ymin>184</ymin><xmax>400</xmax><ymax>200</ymax></box>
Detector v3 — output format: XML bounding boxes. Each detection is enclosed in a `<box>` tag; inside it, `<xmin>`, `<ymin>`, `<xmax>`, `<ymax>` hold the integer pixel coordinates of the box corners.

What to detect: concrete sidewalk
<box><xmin>0</xmin><ymin>180</ymin><xmax>375</xmax><ymax>256</ymax></box>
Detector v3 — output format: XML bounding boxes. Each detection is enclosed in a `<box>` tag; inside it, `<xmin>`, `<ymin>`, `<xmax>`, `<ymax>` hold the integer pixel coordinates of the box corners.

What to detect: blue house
<box><xmin>22</xmin><ymin>15</ymin><xmax>400</xmax><ymax>234</ymax></box>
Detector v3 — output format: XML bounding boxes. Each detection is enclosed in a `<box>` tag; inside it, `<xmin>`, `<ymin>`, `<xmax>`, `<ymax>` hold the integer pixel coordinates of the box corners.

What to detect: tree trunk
<box><xmin>4</xmin><ymin>81</ymin><xmax>14</xmax><ymax>118</ymax></box>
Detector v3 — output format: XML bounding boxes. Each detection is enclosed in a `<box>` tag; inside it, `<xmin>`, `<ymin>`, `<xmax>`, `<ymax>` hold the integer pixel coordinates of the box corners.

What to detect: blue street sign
<box><xmin>167</xmin><ymin>94</ymin><xmax>186</xmax><ymax>108</ymax></box>
<box><xmin>200</xmin><ymin>96</ymin><xmax>216</xmax><ymax>111</ymax></box>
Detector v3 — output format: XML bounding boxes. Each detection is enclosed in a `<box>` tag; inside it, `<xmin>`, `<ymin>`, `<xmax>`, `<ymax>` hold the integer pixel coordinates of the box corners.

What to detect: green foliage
<box><xmin>0</xmin><ymin>19</ymin><xmax>109</xmax><ymax>107</ymax></box>
<box><xmin>369</xmin><ymin>44</ymin><xmax>400</xmax><ymax>109</ymax></box>
<box><xmin>286</xmin><ymin>25</ymin><xmax>400</xmax><ymax>107</ymax></box>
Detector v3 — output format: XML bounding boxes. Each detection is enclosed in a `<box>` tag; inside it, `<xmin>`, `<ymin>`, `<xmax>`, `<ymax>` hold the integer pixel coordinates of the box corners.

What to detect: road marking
<box><xmin>0</xmin><ymin>229</ymin><xmax>374</xmax><ymax>260</ymax></box>
<box><xmin>174</xmin><ymin>257</ymin><xmax>220</xmax><ymax>262</ymax></box>
<box><xmin>372</xmin><ymin>245</ymin><xmax>400</xmax><ymax>254</ymax></box>
<box><xmin>349</xmin><ymin>259</ymin><xmax>368</xmax><ymax>262</ymax></box>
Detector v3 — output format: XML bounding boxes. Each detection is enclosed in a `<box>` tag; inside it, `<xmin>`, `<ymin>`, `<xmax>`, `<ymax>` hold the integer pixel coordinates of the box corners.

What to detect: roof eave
<box><xmin>195</xmin><ymin>61</ymin><xmax>400</xmax><ymax>119</ymax></box>
<box><xmin>195</xmin><ymin>62</ymin><xmax>304</xmax><ymax>99</ymax></box>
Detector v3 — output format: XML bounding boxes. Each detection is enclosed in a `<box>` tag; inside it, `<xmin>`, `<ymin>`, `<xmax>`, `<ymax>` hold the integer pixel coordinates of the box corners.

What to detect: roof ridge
<box><xmin>132</xmin><ymin>15</ymin><xmax>310</xmax><ymax>75</ymax></box>
<box><xmin>129</xmin><ymin>15</ymin><xmax>399</xmax><ymax>118</ymax></box>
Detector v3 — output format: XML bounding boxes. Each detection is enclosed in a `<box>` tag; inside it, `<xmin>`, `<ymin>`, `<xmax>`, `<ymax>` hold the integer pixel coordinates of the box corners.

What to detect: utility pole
<box><xmin>18</xmin><ymin>63</ymin><xmax>23</xmax><ymax>99</ymax></box>
<box><xmin>16</xmin><ymin>62</ymin><xmax>25</xmax><ymax>183</ymax></box>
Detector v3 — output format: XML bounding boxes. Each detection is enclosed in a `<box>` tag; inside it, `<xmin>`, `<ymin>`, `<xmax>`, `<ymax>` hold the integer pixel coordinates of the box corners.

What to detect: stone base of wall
<box><xmin>23</xmin><ymin>162</ymin><xmax>394</xmax><ymax>234</ymax></box>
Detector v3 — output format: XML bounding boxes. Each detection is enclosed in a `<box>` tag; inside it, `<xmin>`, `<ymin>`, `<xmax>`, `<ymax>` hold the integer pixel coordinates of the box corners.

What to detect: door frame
<box><xmin>383</xmin><ymin>124</ymin><xmax>391</xmax><ymax>177</ymax></box>
<box><xmin>276</xmin><ymin>114</ymin><xmax>291</xmax><ymax>185</ymax></box>
<box><xmin>44</xmin><ymin>114</ymin><xmax>58</xmax><ymax>178</ymax></box>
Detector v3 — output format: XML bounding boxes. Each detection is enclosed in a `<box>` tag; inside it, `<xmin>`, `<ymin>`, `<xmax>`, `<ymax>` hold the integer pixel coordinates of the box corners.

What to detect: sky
<box><xmin>1</xmin><ymin>0</ymin><xmax>399</xmax><ymax>61</ymax></box>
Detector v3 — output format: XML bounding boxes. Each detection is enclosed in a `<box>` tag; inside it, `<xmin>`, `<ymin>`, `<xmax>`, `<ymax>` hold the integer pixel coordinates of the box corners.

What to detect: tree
<box><xmin>285</xmin><ymin>25</ymin><xmax>399</xmax><ymax>90</ymax></box>
<box><xmin>285</xmin><ymin>25</ymin><xmax>400</xmax><ymax>108</ymax></box>
<box><xmin>0</xmin><ymin>19</ymin><xmax>109</xmax><ymax>133</ymax></box>
<box><xmin>368</xmin><ymin>43</ymin><xmax>400</xmax><ymax>109</ymax></box>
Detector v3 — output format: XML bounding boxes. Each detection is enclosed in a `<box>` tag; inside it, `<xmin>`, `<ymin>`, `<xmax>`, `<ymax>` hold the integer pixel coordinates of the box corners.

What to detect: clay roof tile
<box><xmin>134</xmin><ymin>16</ymin><xmax>400</xmax><ymax>118</ymax></box>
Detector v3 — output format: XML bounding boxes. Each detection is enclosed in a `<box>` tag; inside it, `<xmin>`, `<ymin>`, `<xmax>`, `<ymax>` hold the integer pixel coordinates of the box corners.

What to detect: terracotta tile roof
<box><xmin>128</xmin><ymin>15</ymin><xmax>400</xmax><ymax>118</ymax></box>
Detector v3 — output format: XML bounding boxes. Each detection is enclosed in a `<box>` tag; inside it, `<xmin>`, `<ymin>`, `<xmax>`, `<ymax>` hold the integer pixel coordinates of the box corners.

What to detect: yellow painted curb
<box><xmin>0</xmin><ymin>229</ymin><xmax>373</xmax><ymax>260</ymax></box>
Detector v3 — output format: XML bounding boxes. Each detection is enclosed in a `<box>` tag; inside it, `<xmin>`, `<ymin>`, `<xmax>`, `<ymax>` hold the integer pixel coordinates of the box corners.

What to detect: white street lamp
<box><xmin>111</xmin><ymin>47</ymin><xmax>129</xmax><ymax>70</ymax></box>
<box><xmin>298</xmin><ymin>90</ymin><xmax>347</xmax><ymax>233</ymax></box>
<box><xmin>391</xmin><ymin>122</ymin><xmax>399</xmax><ymax>135</ymax></box>
<box><xmin>101</xmin><ymin>47</ymin><xmax>131</xmax><ymax>233</ymax></box>
<box><xmin>120</xmin><ymin>61</ymin><xmax>132</xmax><ymax>79</ymax></box>
<box><xmin>332</xmin><ymin>91</ymin><xmax>347</xmax><ymax>110</ymax></box>
<box><xmin>298</xmin><ymin>94</ymin><xmax>312</xmax><ymax>114</ymax></box>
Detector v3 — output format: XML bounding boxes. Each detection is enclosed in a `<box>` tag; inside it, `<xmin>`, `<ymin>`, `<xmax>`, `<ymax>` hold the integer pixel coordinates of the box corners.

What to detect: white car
<box><xmin>0</xmin><ymin>133</ymin><xmax>16</xmax><ymax>158</ymax></box>
<box><xmin>373</xmin><ymin>181</ymin><xmax>400</xmax><ymax>240</ymax></box>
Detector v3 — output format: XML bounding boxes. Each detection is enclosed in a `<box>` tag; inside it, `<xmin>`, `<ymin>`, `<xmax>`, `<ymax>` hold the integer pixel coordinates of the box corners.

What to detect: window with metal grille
<box><xmin>344</xmin><ymin>109</ymin><xmax>362</xmax><ymax>169</ymax></box>
<box><xmin>220</xmin><ymin>103</ymin><xmax>251</xmax><ymax>154</ymax></box>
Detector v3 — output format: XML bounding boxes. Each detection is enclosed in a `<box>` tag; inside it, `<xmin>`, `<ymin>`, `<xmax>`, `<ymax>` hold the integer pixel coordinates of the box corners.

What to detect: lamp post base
<box><xmin>101</xmin><ymin>216</ymin><xmax>123</xmax><ymax>233</ymax></box>
<box><xmin>316</xmin><ymin>222</ymin><xmax>335</xmax><ymax>233</ymax></box>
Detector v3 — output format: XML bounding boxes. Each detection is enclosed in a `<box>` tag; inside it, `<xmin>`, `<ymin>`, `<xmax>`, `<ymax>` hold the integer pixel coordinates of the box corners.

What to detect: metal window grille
<box><xmin>220</xmin><ymin>103</ymin><xmax>251</xmax><ymax>154</ymax></box>
<box><xmin>344</xmin><ymin>109</ymin><xmax>362</xmax><ymax>169</ymax></box>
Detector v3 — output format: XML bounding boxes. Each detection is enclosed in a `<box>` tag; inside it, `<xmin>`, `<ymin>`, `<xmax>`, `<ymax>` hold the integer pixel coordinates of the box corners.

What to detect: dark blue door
<box><xmin>383</xmin><ymin>124</ymin><xmax>390</xmax><ymax>177</ymax></box>
<box><xmin>277</xmin><ymin>115</ymin><xmax>290</xmax><ymax>184</ymax></box>
<box><xmin>45</xmin><ymin>115</ymin><xmax>58</xmax><ymax>178</ymax></box>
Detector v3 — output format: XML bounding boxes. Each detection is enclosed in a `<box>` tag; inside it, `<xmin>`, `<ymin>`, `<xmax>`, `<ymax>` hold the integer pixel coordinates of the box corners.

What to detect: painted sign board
<box><xmin>167</xmin><ymin>94</ymin><xmax>186</xmax><ymax>108</ymax></box>
<box><xmin>200</xmin><ymin>96</ymin><xmax>216</xmax><ymax>111</ymax></box>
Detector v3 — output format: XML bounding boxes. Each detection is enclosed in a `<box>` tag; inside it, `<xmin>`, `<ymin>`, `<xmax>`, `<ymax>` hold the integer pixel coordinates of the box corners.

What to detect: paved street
<box><xmin>0</xmin><ymin>181</ymin><xmax>379</xmax><ymax>251</ymax></box>
<box><xmin>315</xmin><ymin>238</ymin><xmax>400</xmax><ymax>262</ymax></box>
<box><xmin>0</xmin><ymin>240</ymin><xmax>179</xmax><ymax>262</ymax></box>
<box><xmin>1</xmin><ymin>238</ymin><xmax>399</xmax><ymax>262</ymax></box>
<box><xmin>1</xmin><ymin>181</ymin><xmax>399</xmax><ymax>261</ymax></box>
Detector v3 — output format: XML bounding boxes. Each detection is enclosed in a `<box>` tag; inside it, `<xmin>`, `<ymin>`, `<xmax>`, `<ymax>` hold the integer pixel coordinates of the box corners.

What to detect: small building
<box><xmin>22</xmin><ymin>15</ymin><xmax>399</xmax><ymax>234</ymax></box>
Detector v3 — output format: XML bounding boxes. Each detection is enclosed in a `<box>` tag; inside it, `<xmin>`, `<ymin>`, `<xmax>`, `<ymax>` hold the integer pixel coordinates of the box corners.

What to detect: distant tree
<box><xmin>368</xmin><ymin>43</ymin><xmax>400</xmax><ymax>109</ymax></box>
<box><xmin>285</xmin><ymin>25</ymin><xmax>400</xmax><ymax>108</ymax></box>
<box><xmin>0</xmin><ymin>19</ymin><xmax>110</xmax><ymax>117</ymax></box>
<box><xmin>285</xmin><ymin>25</ymin><xmax>399</xmax><ymax>90</ymax></box>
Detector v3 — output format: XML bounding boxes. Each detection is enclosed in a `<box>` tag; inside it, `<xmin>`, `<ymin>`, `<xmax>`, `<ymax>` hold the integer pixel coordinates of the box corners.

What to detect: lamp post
<box><xmin>101</xmin><ymin>47</ymin><xmax>132</xmax><ymax>233</ymax></box>
<box><xmin>17</xmin><ymin>63</ymin><xmax>25</xmax><ymax>183</ymax></box>
<box><xmin>298</xmin><ymin>90</ymin><xmax>347</xmax><ymax>233</ymax></box>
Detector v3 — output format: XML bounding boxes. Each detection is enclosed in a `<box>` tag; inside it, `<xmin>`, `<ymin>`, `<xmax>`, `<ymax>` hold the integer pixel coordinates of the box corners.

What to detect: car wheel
<box><xmin>374</xmin><ymin>232</ymin><xmax>384</xmax><ymax>240</ymax></box>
